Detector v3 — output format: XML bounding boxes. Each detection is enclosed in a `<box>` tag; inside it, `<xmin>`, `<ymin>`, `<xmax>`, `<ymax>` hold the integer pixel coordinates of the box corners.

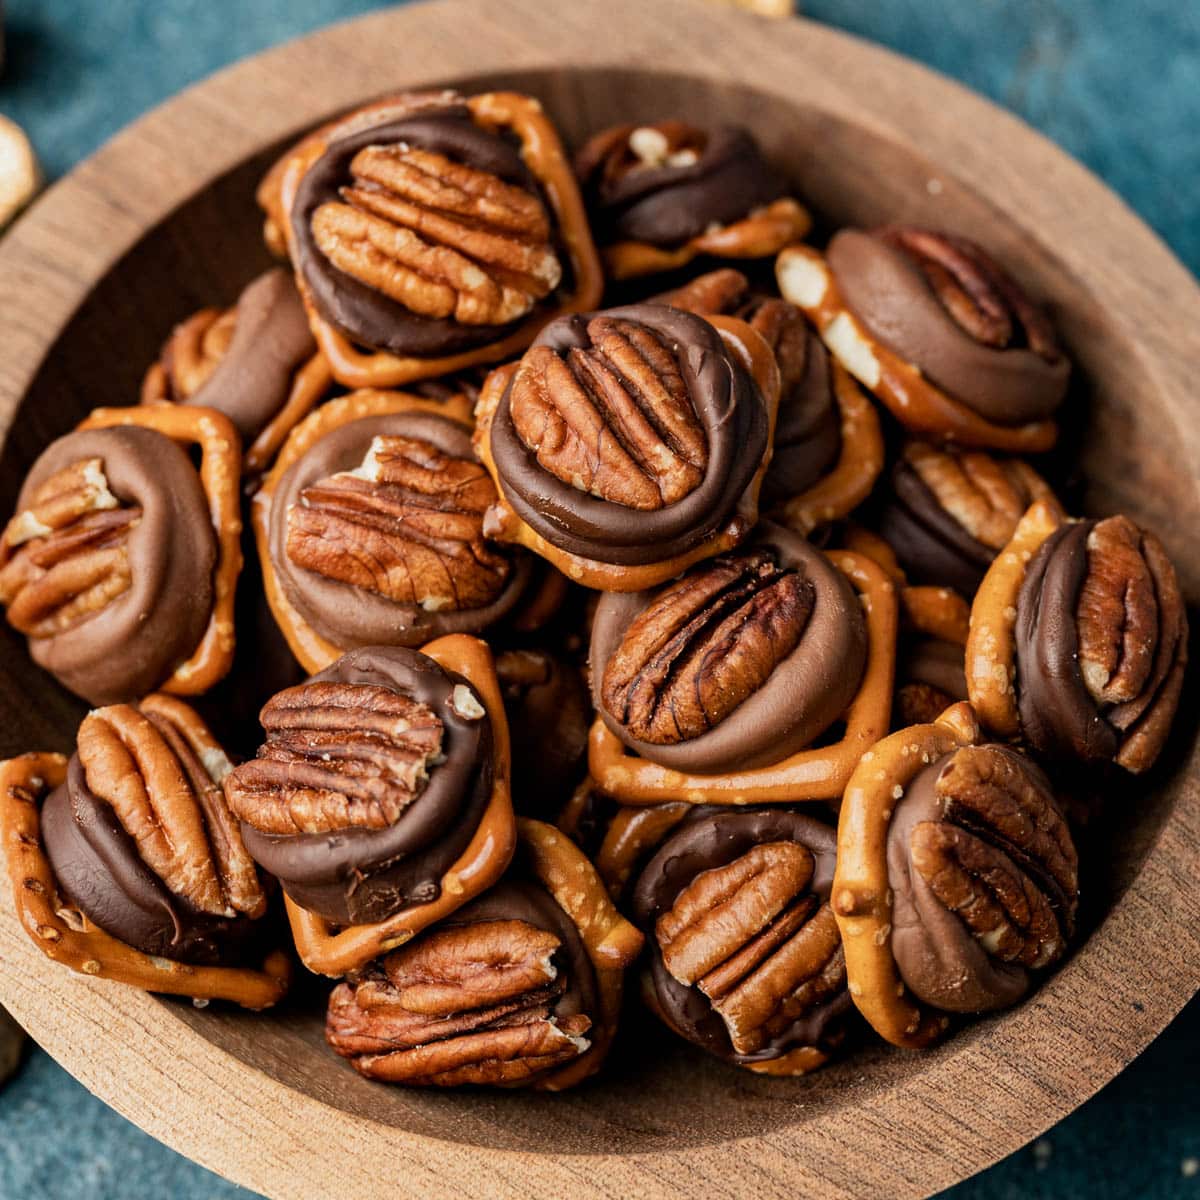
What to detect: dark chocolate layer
<box><xmin>239</xmin><ymin>646</ymin><xmax>495</xmax><ymax>926</ymax></box>
<box><xmin>291</xmin><ymin>103</ymin><xmax>536</xmax><ymax>357</ymax></box>
<box><xmin>590</xmin><ymin>522</ymin><xmax>866</xmax><ymax>774</ymax></box>
<box><xmin>583</xmin><ymin>126</ymin><xmax>786</xmax><ymax>247</ymax></box>
<box><xmin>42</xmin><ymin>756</ymin><xmax>262</xmax><ymax>966</ymax></box>
<box><xmin>187</xmin><ymin>268</ymin><xmax>316</xmax><ymax>442</ymax></box>
<box><xmin>878</xmin><ymin>457</ymin><xmax>996</xmax><ymax>595</ymax></box>
<box><xmin>760</xmin><ymin>328</ymin><xmax>841</xmax><ymax>508</ymax></box>
<box><xmin>887</xmin><ymin>753</ymin><xmax>1030</xmax><ymax>1012</ymax></box>
<box><xmin>489</xmin><ymin>303</ymin><xmax>769</xmax><ymax>566</ymax></box>
<box><xmin>631</xmin><ymin>807</ymin><xmax>850</xmax><ymax>1065</ymax></box>
<box><xmin>828</xmin><ymin>228</ymin><xmax>1069</xmax><ymax>424</ymax></box>
<box><xmin>901</xmin><ymin>636</ymin><xmax>968</xmax><ymax>702</ymax></box>
<box><xmin>14</xmin><ymin>426</ymin><xmax>216</xmax><ymax>706</ymax></box>
<box><xmin>1015</xmin><ymin>519</ymin><xmax>1120</xmax><ymax>763</ymax></box>
<box><xmin>269</xmin><ymin>409</ymin><xmax>532</xmax><ymax>648</ymax></box>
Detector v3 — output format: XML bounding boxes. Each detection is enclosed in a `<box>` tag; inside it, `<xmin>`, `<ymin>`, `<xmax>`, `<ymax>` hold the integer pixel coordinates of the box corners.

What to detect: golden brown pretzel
<box><xmin>831</xmin><ymin>701</ymin><xmax>982</xmax><ymax>1047</ymax></box>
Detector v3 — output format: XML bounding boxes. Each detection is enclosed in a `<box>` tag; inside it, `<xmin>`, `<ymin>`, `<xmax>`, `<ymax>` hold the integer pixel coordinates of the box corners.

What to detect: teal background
<box><xmin>0</xmin><ymin>2</ymin><xmax>1196</xmax><ymax>1197</ymax></box>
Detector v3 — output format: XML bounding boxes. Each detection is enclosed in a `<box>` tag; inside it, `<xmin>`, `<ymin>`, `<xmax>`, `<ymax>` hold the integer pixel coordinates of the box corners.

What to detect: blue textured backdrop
<box><xmin>0</xmin><ymin>2</ymin><xmax>1197</xmax><ymax>1198</ymax></box>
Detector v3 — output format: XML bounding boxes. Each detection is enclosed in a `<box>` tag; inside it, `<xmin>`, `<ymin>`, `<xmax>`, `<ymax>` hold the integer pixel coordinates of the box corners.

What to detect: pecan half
<box><xmin>0</xmin><ymin>459</ymin><xmax>140</xmax><ymax>638</ymax></box>
<box><xmin>223</xmin><ymin>680</ymin><xmax>444</xmax><ymax>835</ymax></box>
<box><xmin>326</xmin><ymin>917</ymin><xmax>590</xmax><ymax>1086</ymax></box>
<box><xmin>913</xmin><ymin>745</ymin><xmax>1078</xmax><ymax>970</ymax></box>
<box><xmin>656</xmin><ymin>840</ymin><xmax>845</xmax><ymax>1057</ymax></box>
<box><xmin>78</xmin><ymin>699</ymin><xmax>265</xmax><ymax>919</ymax></box>
<box><xmin>286</xmin><ymin>434</ymin><xmax>511</xmax><ymax>611</ymax></box>
<box><xmin>903</xmin><ymin>441</ymin><xmax>1053</xmax><ymax>551</ymax></box>
<box><xmin>601</xmin><ymin>549</ymin><xmax>813</xmax><ymax>745</ymax></box>
<box><xmin>311</xmin><ymin>146</ymin><xmax>561</xmax><ymax>327</ymax></box>
<box><xmin>1076</xmin><ymin>516</ymin><xmax>1161</xmax><ymax>707</ymax></box>
<box><xmin>507</xmin><ymin>314</ymin><xmax>708</xmax><ymax>511</ymax></box>
<box><xmin>882</xmin><ymin>227</ymin><xmax>1062</xmax><ymax>359</ymax></box>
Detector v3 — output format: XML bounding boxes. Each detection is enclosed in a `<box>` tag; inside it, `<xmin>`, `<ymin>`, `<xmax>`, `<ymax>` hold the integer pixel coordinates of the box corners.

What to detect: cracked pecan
<box><xmin>77</xmin><ymin>697</ymin><xmax>265</xmax><ymax>919</ymax></box>
<box><xmin>508</xmin><ymin>313</ymin><xmax>708</xmax><ymax>510</ymax></box>
<box><xmin>286</xmin><ymin>433</ymin><xmax>511</xmax><ymax>611</ymax></box>
<box><xmin>902</xmin><ymin>441</ymin><xmax>1053</xmax><ymax>551</ymax></box>
<box><xmin>0</xmin><ymin>458</ymin><xmax>139</xmax><ymax>638</ymax></box>
<box><xmin>882</xmin><ymin>227</ymin><xmax>1061</xmax><ymax>358</ymax></box>
<box><xmin>311</xmin><ymin>145</ymin><xmax>561</xmax><ymax>328</ymax></box>
<box><xmin>601</xmin><ymin>549</ymin><xmax>813</xmax><ymax>745</ymax></box>
<box><xmin>223</xmin><ymin>679</ymin><xmax>445</xmax><ymax>835</ymax></box>
<box><xmin>908</xmin><ymin>744</ymin><xmax>1078</xmax><ymax>974</ymax></box>
<box><xmin>326</xmin><ymin>891</ymin><xmax>592</xmax><ymax>1087</ymax></box>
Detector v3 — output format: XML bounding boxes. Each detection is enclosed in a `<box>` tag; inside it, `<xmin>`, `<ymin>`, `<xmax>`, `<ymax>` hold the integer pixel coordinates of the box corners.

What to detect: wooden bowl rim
<box><xmin>1</xmin><ymin>2</ymin><xmax>1198</xmax><ymax>1197</ymax></box>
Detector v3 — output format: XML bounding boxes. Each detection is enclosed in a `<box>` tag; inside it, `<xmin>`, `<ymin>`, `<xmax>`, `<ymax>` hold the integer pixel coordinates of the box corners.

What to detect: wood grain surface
<box><xmin>0</xmin><ymin>2</ymin><xmax>1197</xmax><ymax>1198</ymax></box>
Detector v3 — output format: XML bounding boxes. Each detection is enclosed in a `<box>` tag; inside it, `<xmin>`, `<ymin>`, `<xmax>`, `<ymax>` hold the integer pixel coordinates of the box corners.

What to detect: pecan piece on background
<box><xmin>632</xmin><ymin>808</ymin><xmax>850</xmax><ymax>1071</ymax></box>
<box><xmin>1015</xmin><ymin>513</ymin><xmax>1188</xmax><ymax>773</ymax></box>
<box><xmin>0</xmin><ymin>458</ymin><xmax>139</xmax><ymax>638</ymax></box>
<box><xmin>509</xmin><ymin>313</ymin><xmax>708</xmax><ymax>511</ymax></box>
<box><xmin>326</xmin><ymin>880</ymin><xmax>595</xmax><ymax>1088</ymax></box>
<box><xmin>286</xmin><ymin>433</ymin><xmax>511</xmax><ymax>612</ymax></box>
<box><xmin>889</xmin><ymin>743</ymin><xmax>1079</xmax><ymax>1013</ymax></box>
<box><xmin>601</xmin><ymin>549</ymin><xmax>813</xmax><ymax>745</ymax></box>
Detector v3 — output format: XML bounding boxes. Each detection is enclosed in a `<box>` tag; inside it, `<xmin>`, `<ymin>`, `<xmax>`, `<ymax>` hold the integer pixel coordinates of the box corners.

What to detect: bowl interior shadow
<box><xmin>0</xmin><ymin>66</ymin><xmax>1195</xmax><ymax>1155</ymax></box>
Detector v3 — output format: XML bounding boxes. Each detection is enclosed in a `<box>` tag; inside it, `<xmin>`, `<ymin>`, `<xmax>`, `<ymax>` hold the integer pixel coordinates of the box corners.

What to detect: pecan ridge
<box><xmin>286</xmin><ymin>433</ymin><xmax>511</xmax><ymax>611</ymax></box>
<box><xmin>602</xmin><ymin>549</ymin><xmax>814</xmax><ymax>745</ymax></box>
<box><xmin>508</xmin><ymin>314</ymin><xmax>708</xmax><ymax>511</ymax></box>
<box><xmin>0</xmin><ymin>459</ymin><xmax>140</xmax><ymax>638</ymax></box>
<box><xmin>223</xmin><ymin>680</ymin><xmax>445</xmax><ymax>835</ymax></box>
<box><xmin>312</xmin><ymin>145</ymin><xmax>561</xmax><ymax>327</ymax></box>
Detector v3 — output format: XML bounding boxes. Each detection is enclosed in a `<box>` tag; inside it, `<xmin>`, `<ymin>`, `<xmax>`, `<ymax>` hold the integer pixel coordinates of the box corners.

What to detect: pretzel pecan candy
<box><xmin>225</xmin><ymin>644</ymin><xmax>505</xmax><ymax>927</ymax></box>
<box><xmin>660</xmin><ymin>268</ymin><xmax>884</xmax><ymax>527</ymax></box>
<box><xmin>834</xmin><ymin>706</ymin><xmax>1078</xmax><ymax>1045</ymax></box>
<box><xmin>574</xmin><ymin>121</ymin><xmax>810</xmax><ymax>279</ymax></box>
<box><xmin>968</xmin><ymin>502</ymin><xmax>1188</xmax><ymax>773</ymax></box>
<box><xmin>590</xmin><ymin>524</ymin><xmax>866</xmax><ymax>775</ymax></box>
<box><xmin>270</xmin><ymin>90</ymin><xmax>602</xmax><ymax>387</ymax></box>
<box><xmin>496</xmin><ymin>648</ymin><xmax>592</xmax><ymax>815</ymax></box>
<box><xmin>880</xmin><ymin>441</ymin><xmax>1056</xmax><ymax>595</ymax></box>
<box><xmin>479</xmin><ymin>303</ymin><xmax>775</xmax><ymax>591</ymax></box>
<box><xmin>326</xmin><ymin>818</ymin><xmax>642</xmax><ymax>1089</ymax></box>
<box><xmin>38</xmin><ymin>695</ymin><xmax>271</xmax><ymax>965</ymax></box>
<box><xmin>777</xmin><ymin>233</ymin><xmax>1067</xmax><ymax>452</ymax></box>
<box><xmin>631</xmin><ymin>808</ymin><xmax>851</xmax><ymax>1074</ymax></box>
<box><xmin>141</xmin><ymin>269</ymin><xmax>328</xmax><ymax>466</ymax></box>
<box><xmin>0</xmin><ymin>427</ymin><xmax>218</xmax><ymax>705</ymax></box>
<box><xmin>266</xmin><ymin>406</ymin><xmax>533</xmax><ymax>659</ymax></box>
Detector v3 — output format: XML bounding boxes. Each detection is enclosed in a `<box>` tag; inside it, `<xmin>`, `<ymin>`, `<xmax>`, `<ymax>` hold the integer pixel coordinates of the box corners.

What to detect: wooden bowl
<box><xmin>1</xmin><ymin>2</ymin><xmax>1197</xmax><ymax>1196</ymax></box>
